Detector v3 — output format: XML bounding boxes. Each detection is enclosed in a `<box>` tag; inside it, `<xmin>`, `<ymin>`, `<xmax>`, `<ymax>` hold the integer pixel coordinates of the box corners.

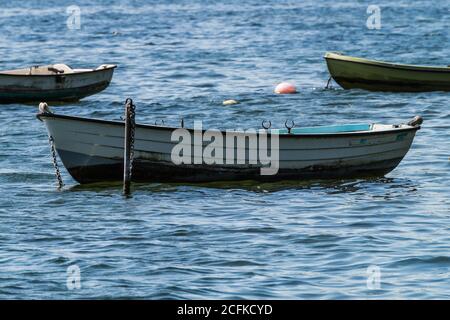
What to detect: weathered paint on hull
<box><xmin>0</xmin><ymin>81</ymin><xmax>110</xmax><ymax>103</ymax></box>
<box><xmin>58</xmin><ymin>149</ymin><xmax>404</xmax><ymax>184</ymax></box>
<box><xmin>325</xmin><ymin>52</ymin><xmax>450</xmax><ymax>92</ymax></box>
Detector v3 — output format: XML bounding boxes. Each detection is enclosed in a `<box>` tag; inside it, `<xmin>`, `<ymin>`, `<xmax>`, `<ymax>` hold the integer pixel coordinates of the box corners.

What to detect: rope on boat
<box><xmin>123</xmin><ymin>98</ymin><xmax>136</xmax><ymax>196</ymax></box>
<box><xmin>48</xmin><ymin>136</ymin><xmax>64</xmax><ymax>189</ymax></box>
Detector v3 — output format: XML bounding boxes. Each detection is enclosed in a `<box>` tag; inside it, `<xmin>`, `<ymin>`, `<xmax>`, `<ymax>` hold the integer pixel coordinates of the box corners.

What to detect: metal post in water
<box><xmin>123</xmin><ymin>98</ymin><xmax>135</xmax><ymax>196</ymax></box>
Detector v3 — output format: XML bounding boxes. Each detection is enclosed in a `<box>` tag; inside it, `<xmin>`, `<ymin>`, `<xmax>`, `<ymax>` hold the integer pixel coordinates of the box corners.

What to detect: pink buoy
<box><xmin>274</xmin><ymin>82</ymin><xmax>297</xmax><ymax>94</ymax></box>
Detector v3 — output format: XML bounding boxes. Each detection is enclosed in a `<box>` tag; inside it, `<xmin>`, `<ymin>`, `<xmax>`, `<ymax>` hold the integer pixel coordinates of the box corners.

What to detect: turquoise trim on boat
<box><xmin>272</xmin><ymin>124</ymin><xmax>371</xmax><ymax>135</ymax></box>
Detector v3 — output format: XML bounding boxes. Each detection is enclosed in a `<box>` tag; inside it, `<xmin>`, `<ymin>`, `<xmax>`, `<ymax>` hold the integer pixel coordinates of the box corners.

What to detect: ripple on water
<box><xmin>0</xmin><ymin>0</ymin><xmax>449</xmax><ymax>299</ymax></box>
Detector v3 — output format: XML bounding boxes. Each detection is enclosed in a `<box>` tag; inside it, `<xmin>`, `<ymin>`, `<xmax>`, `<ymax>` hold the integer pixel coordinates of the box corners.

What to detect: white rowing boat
<box><xmin>0</xmin><ymin>63</ymin><xmax>116</xmax><ymax>103</ymax></box>
<box><xmin>37</xmin><ymin>107</ymin><xmax>422</xmax><ymax>184</ymax></box>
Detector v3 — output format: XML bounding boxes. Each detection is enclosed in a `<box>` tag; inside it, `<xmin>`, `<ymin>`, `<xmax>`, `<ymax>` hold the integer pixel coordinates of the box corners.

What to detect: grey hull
<box><xmin>0</xmin><ymin>81</ymin><xmax>111</xmax><ymax>103</ymax></box>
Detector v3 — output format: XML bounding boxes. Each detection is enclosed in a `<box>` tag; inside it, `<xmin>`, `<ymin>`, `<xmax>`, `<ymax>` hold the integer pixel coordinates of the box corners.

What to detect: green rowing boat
<box><xmin>324</xmin><ymin>52</ymin><xmax>450</xmax><ymax>92</ymax></box>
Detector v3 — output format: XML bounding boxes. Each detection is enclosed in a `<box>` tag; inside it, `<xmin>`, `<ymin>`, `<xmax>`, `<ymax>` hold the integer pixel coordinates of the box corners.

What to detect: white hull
<box><xmin>38</xmin><ymin>113</ymin><xmax>420</xmax><ymax>183</ymax></box>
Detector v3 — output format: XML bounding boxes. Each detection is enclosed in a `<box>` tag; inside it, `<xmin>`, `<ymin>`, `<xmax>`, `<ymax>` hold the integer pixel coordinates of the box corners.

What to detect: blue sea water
<box><xmin>0</xmin><ymin>0</ymin><xmax>449</xmax><ymax>299</ymax></box>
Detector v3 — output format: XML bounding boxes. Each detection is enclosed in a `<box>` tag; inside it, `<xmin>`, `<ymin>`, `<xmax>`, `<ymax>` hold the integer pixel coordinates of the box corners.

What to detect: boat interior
<box><xmin>0</xmin><ymin>64</ymin><xmax>112</xmax><ymax>75</ymax></box>
<box><xmin>273</xmin><ymin>123</ymin><xmax>372</xmax><ymax>134</ymax></box>
<box><xmin>272</xmin><ymin>123</ymin><xmax>413</xmax><ymax>134</ymax></box>
<box><xmin>325</xmin><ymin>52</ymin><xmax>450</xmax><ymax>71</ymax></box>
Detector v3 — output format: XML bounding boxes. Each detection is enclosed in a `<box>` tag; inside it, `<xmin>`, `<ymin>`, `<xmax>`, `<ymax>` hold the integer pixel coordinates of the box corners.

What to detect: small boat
<box><xmin>0</xmin><ymin>63</ymin><xmax>116</xmax><ymax>103</ymax></box>
<box><xmin>324</xmin><ymin>52</ymin><xmax>450</xmax><ymax>92</ymax></box>
<box><xmin>37</xmin><ymin>107</ymin><xmax>422</xmax><ymax>184</ymax></box>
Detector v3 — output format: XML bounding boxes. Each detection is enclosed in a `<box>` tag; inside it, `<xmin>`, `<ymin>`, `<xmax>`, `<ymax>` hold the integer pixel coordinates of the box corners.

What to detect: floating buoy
<box><xmin>223</xmin><ymin>99</ymin><xmax>239</xmax><ymax>105</ymax></box>
<box><xmin>274</xmin><ymin>82</ymin><xmax>297</xmax><ymax>94</ymax></box>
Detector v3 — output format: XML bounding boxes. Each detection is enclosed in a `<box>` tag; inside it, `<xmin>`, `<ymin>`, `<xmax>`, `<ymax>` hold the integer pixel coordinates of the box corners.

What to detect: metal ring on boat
<box><xmin>262</xmin><ymin>120</ymin><xmax>271</xmax><ymax>130</ymax></box>
<box><xmin>285</xmin><ymin>120</ymin><xmax>295</xmax><ymax>133</ymax></box>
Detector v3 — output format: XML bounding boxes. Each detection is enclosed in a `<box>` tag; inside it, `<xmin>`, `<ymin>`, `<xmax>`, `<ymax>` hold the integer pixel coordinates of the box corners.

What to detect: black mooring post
<box><xmin>123</xmin><ymin>99</ymin><xmax>134</xmax><ymax>196</ymax></box>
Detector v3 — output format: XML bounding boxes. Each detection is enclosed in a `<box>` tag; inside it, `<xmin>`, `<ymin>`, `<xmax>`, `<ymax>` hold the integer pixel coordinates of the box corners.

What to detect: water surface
<box><xmin>0</xmin><ymin>0</ymin><xmax>449</xmax><ymax>299</ymax></box>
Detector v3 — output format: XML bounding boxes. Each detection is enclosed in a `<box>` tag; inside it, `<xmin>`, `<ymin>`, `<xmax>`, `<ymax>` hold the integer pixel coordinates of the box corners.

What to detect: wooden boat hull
<box><xmin>324</xmin><ymin>52</ymin><xmax>450</xmax><ymax>92</ymax></box>
<box><xmin>0</xmin><ymin>66</ymin><xmax>115</xmax><ymax>103</ymax></box>
<box><xmin>38</xmin><ymin>113</ymin><xmax>420</xmax><ymax>184</ymax></box>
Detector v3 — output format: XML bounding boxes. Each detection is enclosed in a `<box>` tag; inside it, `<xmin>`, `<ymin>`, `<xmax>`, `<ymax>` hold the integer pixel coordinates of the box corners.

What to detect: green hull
<box><xmin>324</xmin><ymin>52</ymin><xmax>450</xmax><ymax>92</ymax></box>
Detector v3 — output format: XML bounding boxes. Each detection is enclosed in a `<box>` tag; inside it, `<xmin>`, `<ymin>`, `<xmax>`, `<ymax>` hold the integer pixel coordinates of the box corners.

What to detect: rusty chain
<box><xmin>48</xmin><ymin>136</ymin><xmax>63</xmax><ymax>189</ymax></box>
<box><xmin>127</xmin><ymin>99</ymin><xmax>136</xmax><ymax>178</ymax></box>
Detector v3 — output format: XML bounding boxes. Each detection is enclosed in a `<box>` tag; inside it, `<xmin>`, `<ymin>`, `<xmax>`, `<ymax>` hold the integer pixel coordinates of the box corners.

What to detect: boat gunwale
<box><xmin>0</xmin><ymin>65</ymin><xmax>117</xmax><ymax>77</ymax></box>
<box><xmin>324</xmin><ymin>52</ymin><xmax>450</xmax><ymax>73</ymax></box>
<box><xmin>37</xmin><ymin>113</ymin><xmax>421</xmax><ymax>138</ymax></box>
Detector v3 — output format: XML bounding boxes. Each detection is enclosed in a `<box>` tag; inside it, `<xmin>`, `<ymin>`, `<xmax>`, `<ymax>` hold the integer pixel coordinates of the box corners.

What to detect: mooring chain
<box><xmin>325</xmin><ymin>76</ymin><xmax>333</xmax><ymax>89</ymax></box>
<box><xmin>128</xmin><ymin>101</ymin><xmax>136</xmax><ymax>177</ymax></box>
<box><xmin>48</xmin><ymin>136</ymin><xmax>64</xmax><ymax>189</ymax></box>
